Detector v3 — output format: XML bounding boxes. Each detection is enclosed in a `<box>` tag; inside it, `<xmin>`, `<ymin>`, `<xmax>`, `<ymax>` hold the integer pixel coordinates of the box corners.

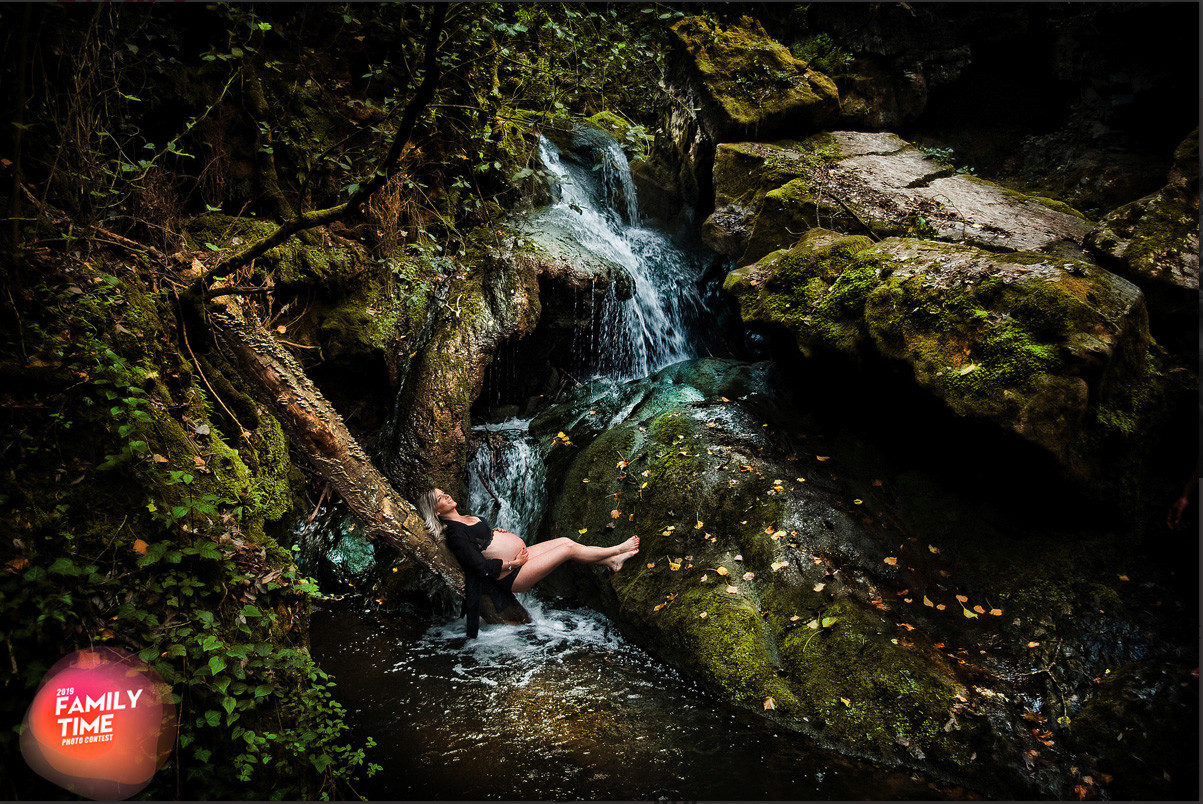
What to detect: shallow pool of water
<box><xmin>310</xmin><ymin>594</ymin><xmax>956</xmax><ymax>801</ymax></box>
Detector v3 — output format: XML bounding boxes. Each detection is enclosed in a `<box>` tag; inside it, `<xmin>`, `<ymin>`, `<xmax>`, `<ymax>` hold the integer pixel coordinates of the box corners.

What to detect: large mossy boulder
<box><xmin>723</xmin><ymin>229</ymin><xmax>1154</xmax><ymax>486</ymax></box>
<box><xmin>529</xmin><ymin>357</ymin><xmax>1192</xmax><ymax>798</ymax></box>
<box><xmin>669</xmin><ymin>16</ymin><xmax>840</xmax><ymax>143</ymax></box>
<box><xmin>531</xmin><ymin>360</ymin><xmax>996</xmax><ymax>789</ymax></box>
<box><xmin>1085</xmin><ymin>129</ymin><xmax>1199</xmax><ymax>356</ymax></box>
<box><xmin>703</xmin><ymin>131</ymin><xmax>1095</xmax><ymax>266</ymax></box>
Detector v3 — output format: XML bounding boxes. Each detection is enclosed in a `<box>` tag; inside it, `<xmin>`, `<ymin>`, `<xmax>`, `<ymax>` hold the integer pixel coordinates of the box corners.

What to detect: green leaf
<box><xmin>48</xmin><ymin>557</ymin><xmax>80</xmax><ymax>576</ymax></box>
<box><xmin>209</xmin><ymin>655</ymin><xmax>227</xmax><ymax>675</ymax></box>
<box><xmin>203</xmin><ymin>710</ymin><xmax>221</xmax><ymax>727</ymax></box>
<box><xmin>221</xmin><ymin>695</ymin><xmax>236</xmax><ymax>714</ymax></box>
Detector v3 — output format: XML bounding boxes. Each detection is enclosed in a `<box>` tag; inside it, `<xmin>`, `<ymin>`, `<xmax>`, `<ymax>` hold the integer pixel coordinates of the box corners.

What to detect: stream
<box><xmin>301</xmin><ymin>130</ymin><xmax>961</xmax><ymax>800</ymax></box>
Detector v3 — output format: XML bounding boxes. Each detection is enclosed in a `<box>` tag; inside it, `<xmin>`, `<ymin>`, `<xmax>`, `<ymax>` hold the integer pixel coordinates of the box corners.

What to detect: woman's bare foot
<box><xmin>602</xmin><ymin>548</ymin><xmax>639</xmax><ymax>573</ymax></box>
<box><xmin>615</xmin><ymin>535</ymin><xmax>640</xmax><ymax>553</ymax></box>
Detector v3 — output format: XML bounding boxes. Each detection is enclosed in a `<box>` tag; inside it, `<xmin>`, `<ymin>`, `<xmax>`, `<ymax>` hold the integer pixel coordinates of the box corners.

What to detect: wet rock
<box><xmin>703</xmin><ymin>131</ymin><xmax>1095</xmax><ymax>266</ymax></box>
<box><xmin>1069</xmin><ymin>661</ymin><xmax>1200</xmax><ymax>801</ymax></box>
<box><xmin>723</xmin><ymin>229</ymin><xmax>1152</xmax><ymax>485</ymax></box>
<box><xmin>1085</xmin><ymin>129</ymin><xmax>1199</xmax><ymax>356</ymax></box>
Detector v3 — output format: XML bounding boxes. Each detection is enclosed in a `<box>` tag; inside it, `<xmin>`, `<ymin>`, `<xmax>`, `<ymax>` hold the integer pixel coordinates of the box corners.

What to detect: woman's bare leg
<box><xmin>511</xmin><ymin>536</ymin><xmax>639</xmax><ymax>593</ymax></box>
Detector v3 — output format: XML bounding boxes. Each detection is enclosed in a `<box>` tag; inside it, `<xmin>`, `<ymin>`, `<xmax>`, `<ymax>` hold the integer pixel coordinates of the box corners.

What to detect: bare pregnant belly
<box><xmin>482</xmin><ymin>530</ymin><xmax>525</xmax><ymax>565</ymax></box>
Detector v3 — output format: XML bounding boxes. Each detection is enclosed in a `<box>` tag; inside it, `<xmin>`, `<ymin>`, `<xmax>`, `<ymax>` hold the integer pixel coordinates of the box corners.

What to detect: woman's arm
<box><xmin>444</xmin><ymin>527</ymin><xmax>504</xmax><ymax>579</ymax></box>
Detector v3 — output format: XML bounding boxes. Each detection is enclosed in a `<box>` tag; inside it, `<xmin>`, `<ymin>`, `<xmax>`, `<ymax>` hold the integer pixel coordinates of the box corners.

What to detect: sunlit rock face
<box><xmin>702</xmin><ymin>131</ymin><xmax>1095</xmax><ymax>267</ymax></box>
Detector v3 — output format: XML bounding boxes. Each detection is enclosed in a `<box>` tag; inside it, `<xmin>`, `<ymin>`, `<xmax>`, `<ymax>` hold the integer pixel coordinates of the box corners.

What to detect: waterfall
<box><xmin>466</xmin><ymin>418</ymin><xmax>547</xmax><ymax>538</ymax></box>
<box><xmin>526</xmin><ymin>133</ymin><xmax>709</xmax><ymax>381</ymax></box>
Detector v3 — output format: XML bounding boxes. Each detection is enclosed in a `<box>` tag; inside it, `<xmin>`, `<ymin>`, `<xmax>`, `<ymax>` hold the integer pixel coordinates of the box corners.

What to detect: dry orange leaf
<box><xmin>695</xmin><ymin>520</ymin><xmax>704</xmax><ymax>529</ymax></box>
<box><xmin>1118</xmin><ymin>574</ymin><xmax>1130</xmax><ymax>581</ymax></box>
<box><xmin>816</xmin><ymin>455</ymin><xmax>830</xmax><ymax>461</ymax></box>
<box><xmin>923</xmin><ymin>595</ymin><xmax>934</xmax><ymax>607</ymax></box>
<box><xmin>955</xmin><ymin>594</ymin><xmax>968</xmax><ymax>603</ymax></box>
<box><xmin>936</xmin><ymin>603</ymin><xmax>947</xmax><ymax>611</ymax></box>
<box><xmin>715</xmin><ymin>566</ymin><xmax>729</xmax><ymax>576</ymax></box>
<box><xmin>883</xmin><ymin>556</ymin><xmax>898</xmax><ymax>566</ymax></box>
<box><xmin>610</xmin><ymin>509</ymin><xmax>622</xmax><ymax>519</ymax></box>
<box><xmin>1027</xmin><ymin>641</ymin><xmax>1041</xmax><ymax>648</ymax></box>
<box><xmin>899</xmin><ymin>623</ymin><xmax>916</xmax><ymax>631</ymax></box>
<box><xmin>973</xmin><ymin>605</ymin><xmax>986</xmax><ymax>614</ymax></box>
<box><xmin>872</xmin><ymin>479</ymin><xmax>883</xmax><ymax>486</ymax></box>
<box><xmin>763</xmin><ymin>696</ymin><xmax>776</xmax><ymax>710</ymax></box>
<box><xmin>725</xmin><ymin>585</ymin><xmax>739</xmax><ymax>594</ymax></box>
<box><xmin>646</xmin><ymin>562</ymin><xmax>656</xmax><ymax>569</ymax></box>
<box><xmin>903</xmin><ymin>597</ymin><xmax>913</xmax><ymax>603</ymax></box>
<box><xmin>989</xmin><ymin>608</ymin><xmax>1003</xmax><ymax>616</ymax></box>
<box><xmin>133</xmin><ymin>539</ymin><xmax>149</xmax><ymax>555</ymax></box>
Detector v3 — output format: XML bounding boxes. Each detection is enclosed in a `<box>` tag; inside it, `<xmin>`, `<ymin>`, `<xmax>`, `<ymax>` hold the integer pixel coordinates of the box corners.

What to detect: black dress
<box><xmin>442</xmin><ymin>518</ymin><xmax>520</xmax><ymax>638</ymax></box>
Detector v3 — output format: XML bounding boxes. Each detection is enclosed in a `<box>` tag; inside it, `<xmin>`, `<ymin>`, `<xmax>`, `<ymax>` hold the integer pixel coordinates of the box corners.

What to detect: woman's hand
<box><xmin>511</xmin><ymin>546</ymin><xmax>529</xmax><ymax>568</ymax></box>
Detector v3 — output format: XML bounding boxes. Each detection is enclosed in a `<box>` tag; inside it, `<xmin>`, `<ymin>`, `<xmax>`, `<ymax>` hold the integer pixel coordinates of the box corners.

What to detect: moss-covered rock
<box><xmin>669</xmin><ymin>16</ymin><xmax>840</xmax><ymax>143</ymax></box>
<box><xmin>725</xmin><ymin>229</ymin><xmax>1157</xmax><ymax>487</ymax></box>
<box><xmin>531</xmin><ymin>357</ymin><xmax>1149</xmax><ymax>797</ymax></box>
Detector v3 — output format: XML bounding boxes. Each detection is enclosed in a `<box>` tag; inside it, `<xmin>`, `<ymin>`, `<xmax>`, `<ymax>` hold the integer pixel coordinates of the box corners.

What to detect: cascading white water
<box><xmin>526</xmin><ymin>133</ymin><xmax>708</xmax><ymax>380</ymax></box>
<box><xmin>466</xmin><ymin>418</ymin><xmax>547</xmax><ymax>538</ymax></box>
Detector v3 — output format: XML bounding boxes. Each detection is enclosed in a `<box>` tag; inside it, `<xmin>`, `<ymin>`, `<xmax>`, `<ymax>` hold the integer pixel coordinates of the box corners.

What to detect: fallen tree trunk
<box><xmin>208</xmin><ymin>299</ymin><xmax>466</xmax><ymax>597</ymax></box>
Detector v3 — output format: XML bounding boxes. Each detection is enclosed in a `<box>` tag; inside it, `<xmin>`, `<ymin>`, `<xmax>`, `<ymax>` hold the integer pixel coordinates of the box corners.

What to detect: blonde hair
<box><xmin>416</xmin><ymin>489</ymin><xmax>446</xmax><ymax>540</ymax></box>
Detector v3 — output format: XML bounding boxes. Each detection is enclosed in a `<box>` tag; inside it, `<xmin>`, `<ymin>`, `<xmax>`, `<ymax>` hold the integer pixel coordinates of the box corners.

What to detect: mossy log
<box><xmin>208</xmin><ymin>299</ymin><xmax>466</xmax><ymax>597</ymax></box>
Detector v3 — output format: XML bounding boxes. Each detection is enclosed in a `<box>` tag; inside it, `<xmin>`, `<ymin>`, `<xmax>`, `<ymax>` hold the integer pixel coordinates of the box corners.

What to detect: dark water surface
<box><xmin>310</xmin><ymin>596</ymin><xmax>957</xmax><ymax>801</ymax></box>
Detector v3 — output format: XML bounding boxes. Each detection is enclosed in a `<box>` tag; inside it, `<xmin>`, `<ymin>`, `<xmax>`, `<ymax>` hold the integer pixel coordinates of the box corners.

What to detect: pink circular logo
<box><xmin>20</xmin><ymin>647</ymin><xmax>176</xmax><ymax>800</ymax></box>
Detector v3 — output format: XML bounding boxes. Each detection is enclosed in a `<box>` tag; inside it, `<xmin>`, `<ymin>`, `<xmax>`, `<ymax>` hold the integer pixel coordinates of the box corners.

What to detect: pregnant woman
<box><xmin>417</xmin><ymin>488</ymin><xmax>639</xmax><ymax>637</ymax></box>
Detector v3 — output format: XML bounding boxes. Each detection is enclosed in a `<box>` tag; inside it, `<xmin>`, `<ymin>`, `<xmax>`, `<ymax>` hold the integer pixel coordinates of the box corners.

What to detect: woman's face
<box><xmin>433</xmin><ymin>488</ymin><xmax>457</xmax><ymax>517</ymax></box>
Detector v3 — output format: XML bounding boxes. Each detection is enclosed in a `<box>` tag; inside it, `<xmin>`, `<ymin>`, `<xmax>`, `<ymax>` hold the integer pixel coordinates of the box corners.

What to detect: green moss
<box><xmin>671</xmin><ymin>15</ymin><xmax>838</xmax><ymax>130</ymax></box>
<box><xmin>776</xmin><ymin>600</ymin><xmax>962</xmax><ymax>757</ymax></box>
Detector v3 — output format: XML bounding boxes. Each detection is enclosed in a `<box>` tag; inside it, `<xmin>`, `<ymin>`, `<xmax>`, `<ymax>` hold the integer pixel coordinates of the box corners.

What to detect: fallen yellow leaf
<box><xmin>668</xmin><ymin>559</ymin><xmax>681</xmax><ymax>571</ymax></box>
<box><xmin>716</xmin><ymin>567</ymin><xmax>729</xmax><ymax>576</ymax></box>
<box><xmin>132</xmin><ymin>539</ymin><xmax>148</xmax><ymax>555</ymax></box>
<box><xmin>839</xmin><ymin>697</ymin><xmax>851</xmax><ymax>707</ymax></box>
<box><xmin>734</xmin><ymin>554</ymin><xmax>743</xmax><ymax>562</ymax></box>
<box><xmin>853</xmin><ymin>498</ymin><xmax>863</xmax><ymax>505</ymax></box>
<box><xmin>725</xmin><ymin>585</ymin><xmax>739</xmax><ymax>594</ymax></box>
<box><xmin>814</xmin><ymin>582</ymin><xmax>825</xmax><ymax>592</ymax></box>
<box><xmin>695</xmin><ymin>520</ymin><xmax>704</xmax><ymax>529</ymax></box>
<box><xmin>578</xmin><ymin>528</ymin><xmax>588</xmax><ymax>534</ymax></box>
<box><xmin>923</xmin><ymin>595</ymin><xmax>933</xmax><ymax>607</ymax></box>
<box><xmin>742</xmin><ymin>571</ymin><xmax>755</xmax><ymax>581</ymax></box>
<box><xmin>699</xmin><ymin>612</ymin><xmax>708</xmax><ymax>619</ymax></box>
<box><xmin>883</xmin><ymin>556</ymin><xmax>898</xmax><ymax>566</ymax></box>
<box><xmin>771</xmin><ymin>561</ymin><xmax>789</xmax><ymax>571</ymax></box>
<box><xmin>816</xmin><ymin>455</ymin><xmax>830</xmax><ymax>461</ymax></box>
<box><xmin>763</xmin><ymin>696</ymin><xmax>776</xmax><ymax>710</ymax></box>
<box><xmin>962</xmin><ymin>607</ymin><xmax>978</xmax><ymax>619</ymax></box>
<box><xmin>928</xmin><ymin>544</ymin><xmax>940</xmax><ymax>554</ymax></box>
